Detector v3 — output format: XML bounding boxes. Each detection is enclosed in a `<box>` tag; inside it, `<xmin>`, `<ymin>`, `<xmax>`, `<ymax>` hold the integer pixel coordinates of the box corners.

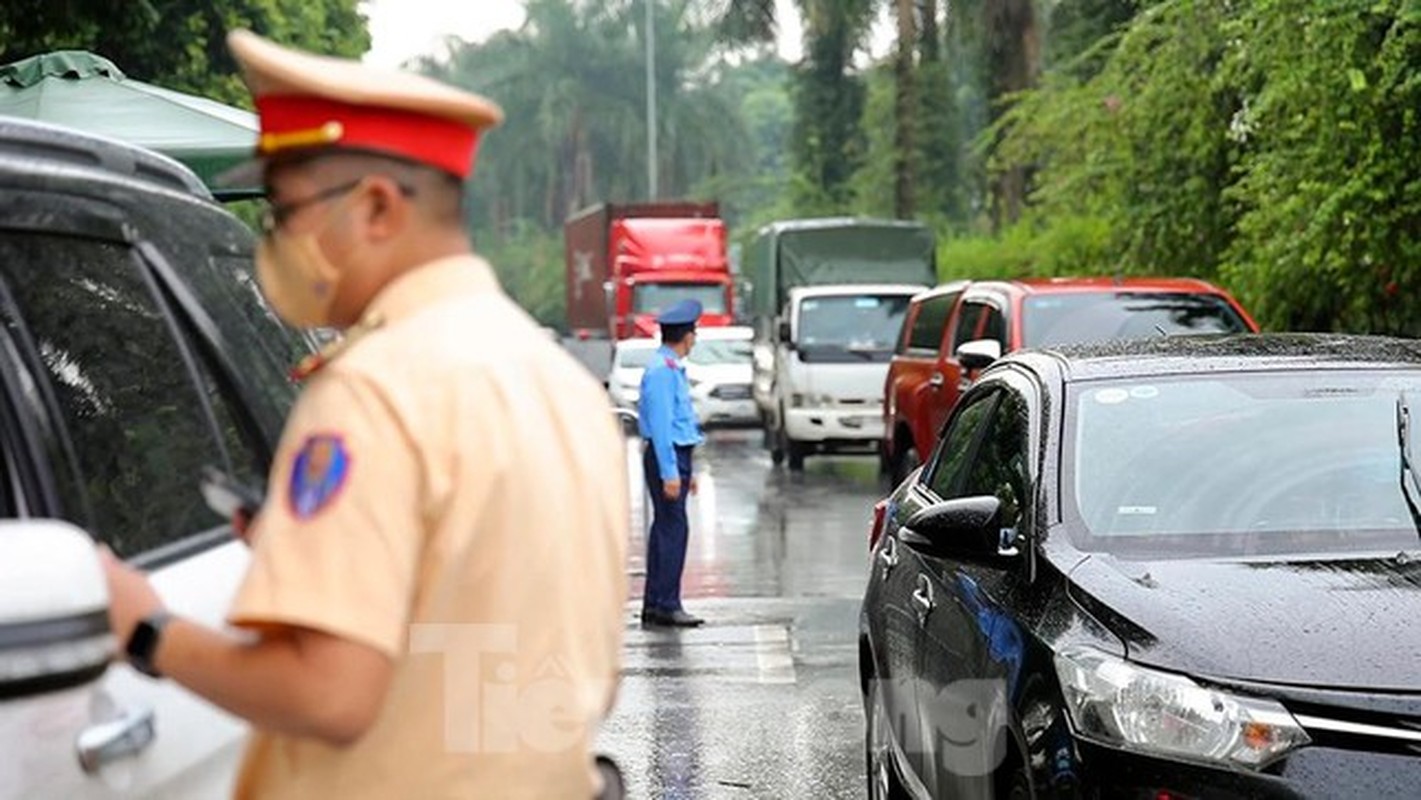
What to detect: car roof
<box><xmin>789</xmin><ymin>284</ymin><xmax>928</xmax><ymax>299</ymax></box>
<box><xmin>910</xmin><ymin>280</ymin><xmax>972</xmax><ymax>303</ymax></box>
<box><xmin>0</xmin><ymin>117</ymin><xmax>211</xmax><ymax>199</ymax></box>
<box><xmin>696</xmin><ymin>326</ymin><xmax>752</xmax><ymax>340</ymax></box>
<box><xmin>1006</xmin><ymin>333</ymin><xmax>1421</xmax><ymax>383</ymax></box>
<box><xmin>615</xmin><ymin>338</ymin><xmax>660</xmax><ymax>351</ymax></box>
<box><xmin>969</xmin><ymin>276</ymin><xmax>1226</xmax><ymax>296</ymax></box>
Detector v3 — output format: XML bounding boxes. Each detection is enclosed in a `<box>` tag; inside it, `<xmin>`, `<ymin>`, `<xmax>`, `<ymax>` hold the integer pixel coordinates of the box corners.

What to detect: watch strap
<box><xmin>125</xmin><ymin>610</ymin><xmax>172</xmax><ymax>679</ymax></box>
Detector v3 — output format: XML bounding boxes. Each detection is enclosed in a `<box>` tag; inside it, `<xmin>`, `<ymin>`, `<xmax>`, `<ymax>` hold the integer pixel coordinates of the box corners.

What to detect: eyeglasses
<box><xmin>259</xmin><ymin>178</ymin><xmax>420</xmax><ymax>237</ymax></box>
<box><xmin>259</xmin><ymin>180</ymin><xmax>362</xmax><ymax>236</ymax></box>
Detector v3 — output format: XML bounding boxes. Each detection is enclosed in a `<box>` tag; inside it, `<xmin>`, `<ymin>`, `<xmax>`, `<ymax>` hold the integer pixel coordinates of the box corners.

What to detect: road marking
<box><xmin>754</xmin><ymin>624</ymin><xmax>797</xmax><ymax>685</ymax></box>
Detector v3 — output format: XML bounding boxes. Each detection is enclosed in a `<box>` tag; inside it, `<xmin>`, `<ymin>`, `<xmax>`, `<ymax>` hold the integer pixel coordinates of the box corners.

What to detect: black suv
<box><xmin>0</xmin><ymin>118</ymin><xmax>308</xmax><ymax>795</ymax></box>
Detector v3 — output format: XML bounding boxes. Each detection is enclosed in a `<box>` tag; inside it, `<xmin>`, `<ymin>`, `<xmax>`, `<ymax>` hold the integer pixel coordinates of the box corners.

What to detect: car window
<box><xmin>951</xmin><ymin>301</ymin><xmax>987</xmax><ymax>353</ymax></box>
<box><xmin>689</xmin><ymin>339</ymin><xmax>752</xmax><ymax>365</ymax></box>
<box><xmin>981</xmin><ymin>305</ymin><xmax>1008</xmax><ymax>350</ymax></box>
<box><xmin>0</xmin><ymin>232</ymin><xmax>227</xmax><ymax>557</ymax></box>
<box><xmin>925</xmin><ymin>391</ymin><xmax>999</xmax><ymax>498</ymax></box>
<box><xmin>195</xmin><ymin>255</ymin><xmax>303</xmax><ymax>442</ymax></box>
<box><xmin>617</xmin><ymin>345</ymin><xmax>660</xmax><ymax>368</ymax></box>
<box><xmin>1022</xmin><ymin>292</ymin><xmax>1249</xmax><ymax>348</ymax></box>
<box><xmin>906</xmin><ymin>293</ymin><xmax>958</xmax><ymax>354</ymax></box>
<box><xmin>959</xmin><ymin>389</ymin><xmax>1030</xmax><ymax>530</ymax></box>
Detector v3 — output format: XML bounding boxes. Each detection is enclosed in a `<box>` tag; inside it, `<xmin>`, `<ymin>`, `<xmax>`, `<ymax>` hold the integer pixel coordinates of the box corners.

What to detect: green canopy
<box><xmin>0</xmin><ymin>51</ymin><xmax>259</xmax><ymax>198</ymax></box>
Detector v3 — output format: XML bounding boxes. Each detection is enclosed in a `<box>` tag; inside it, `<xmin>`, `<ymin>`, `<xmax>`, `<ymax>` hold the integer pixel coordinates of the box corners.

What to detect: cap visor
<box><xmin>214</xmin><ymin>157</ymin><xmax>265</xmax><ymax>191</ymax></box>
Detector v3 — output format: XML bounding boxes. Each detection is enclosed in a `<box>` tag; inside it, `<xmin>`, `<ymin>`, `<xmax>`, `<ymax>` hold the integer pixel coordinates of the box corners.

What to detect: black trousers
<box><xmin>642</xmin><ymin>444</ymin><xmax>693</xmax><ymax>612</ymax></box>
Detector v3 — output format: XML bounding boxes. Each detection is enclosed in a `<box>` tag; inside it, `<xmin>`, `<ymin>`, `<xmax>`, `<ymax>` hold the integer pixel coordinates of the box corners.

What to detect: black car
<box><xmin>860</xmin><ymin>334</ymin><xmax>1421</xmax><ymax>799</ymax></box>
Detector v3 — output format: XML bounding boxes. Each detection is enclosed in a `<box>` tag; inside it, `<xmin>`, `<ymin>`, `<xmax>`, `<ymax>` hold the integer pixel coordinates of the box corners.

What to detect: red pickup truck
<box><xmin>881</xmin><ymin>277</ymin><xmax>1259</xmax><ymax>482</ymax></box>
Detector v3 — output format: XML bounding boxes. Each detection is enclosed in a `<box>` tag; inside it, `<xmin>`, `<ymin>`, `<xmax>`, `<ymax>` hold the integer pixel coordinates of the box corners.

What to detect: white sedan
<box><xmin>606</xmin><ymin>338</ymin><xmax>661</xmax><ymax>410</ymax></box>
<box><xmin>687</xmin><ymin>327</ymin><xmax>756</xmax><ymax>427</ymax></box>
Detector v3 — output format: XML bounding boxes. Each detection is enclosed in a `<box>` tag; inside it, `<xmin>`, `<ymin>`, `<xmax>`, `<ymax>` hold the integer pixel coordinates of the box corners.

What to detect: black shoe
<box><xmin>641</xmin><ymin>608</ymin><xmax>704</xmax><ymax>628</ymax></box>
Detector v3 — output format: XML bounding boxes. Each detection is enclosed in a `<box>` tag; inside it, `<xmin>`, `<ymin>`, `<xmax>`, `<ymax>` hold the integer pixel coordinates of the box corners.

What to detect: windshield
<box><xmin>632</xmin><ymin>283</ymin><xmax>727</xmax><ymax>316</ymax></box>
<box><xmin>690</xmin><ymin>338</ymin><xmax>751</xmax><ymax>366</ymax></box>
<box><xmin>1066</xmin><ymin>372</ymin><xmax>1421</xmax><ymax>558</ymax></box>
<box><xmin>1023</xmin><ymin>292</ymin><xmax>1248</xmax><ymax>348</ymax></box>
<box><xmin>615</xmin><ymin>344</ymin><xmax>660</xmax><ymax>369</ymax></box>
<box><xmin>796</xmin><ymin>294</ymin><xmax>911</xmax><ymax>363</ymax></box>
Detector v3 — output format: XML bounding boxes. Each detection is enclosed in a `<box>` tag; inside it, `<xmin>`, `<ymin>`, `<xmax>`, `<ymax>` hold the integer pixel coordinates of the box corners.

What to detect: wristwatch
<box><xmin>125</xmin><ymin>611</ymin><xmax>173</xmax><ymax>679</ymax></box>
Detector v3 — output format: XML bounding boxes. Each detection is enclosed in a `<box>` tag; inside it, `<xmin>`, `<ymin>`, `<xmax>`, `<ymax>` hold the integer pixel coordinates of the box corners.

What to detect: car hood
<box><xmin>1065</xmin><ymin>552</ymin><xmax>1421</xmax><ymax>690</ymax></box>
<box><xmin>687</xmin><ymin>363</ymin><xmax>751</xmax><ymax>384</ymax></box>
<box><xmin>612</xmin><ymin>367</ymin><xmax>644</xmax><ymax>386</ymax></box>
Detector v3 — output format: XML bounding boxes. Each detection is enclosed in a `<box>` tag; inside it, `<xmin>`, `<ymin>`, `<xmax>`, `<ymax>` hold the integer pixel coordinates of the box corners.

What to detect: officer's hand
<box><xmin>663</xmin><ymin>478</ymin><xmax>682</xmax><ymax>500</ymax></box>
<box><xmin>98</xmin><ymin>545</ymin><xmax>165</xmax><ymax>647</ymax></box>
<box><xmin>689</xmin><ymin>476</ymin><xmax>699</xmax><ymax>496</ymax></box>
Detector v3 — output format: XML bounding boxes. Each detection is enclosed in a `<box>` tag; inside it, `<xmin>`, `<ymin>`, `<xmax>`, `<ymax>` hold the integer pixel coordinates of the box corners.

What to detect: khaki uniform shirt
<box><xmin>228</xmin><ymin>255</ymin><xmax>628</xmax><ymax>799</ymax></box>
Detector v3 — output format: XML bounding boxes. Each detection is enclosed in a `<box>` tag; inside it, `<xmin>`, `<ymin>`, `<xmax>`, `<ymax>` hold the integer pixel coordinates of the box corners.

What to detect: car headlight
<box><xmin>1054</xmin><ymin>647</ymin><xmax>1309</xmax><ymax>768</ymax></box>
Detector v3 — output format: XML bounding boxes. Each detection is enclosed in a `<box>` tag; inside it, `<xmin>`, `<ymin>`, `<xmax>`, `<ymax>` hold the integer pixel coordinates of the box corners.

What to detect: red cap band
<box><xmin>255</xmin><ymin>95</ymin><xmax>480</xmax><ymax>179</ymax></box>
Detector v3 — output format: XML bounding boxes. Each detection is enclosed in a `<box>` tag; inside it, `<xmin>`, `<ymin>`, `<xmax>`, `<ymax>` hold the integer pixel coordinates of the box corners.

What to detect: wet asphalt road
<box><xmin>596</xmin><ymin>429</ymin><xmax>884</xmax><ymax>799</ymax></box>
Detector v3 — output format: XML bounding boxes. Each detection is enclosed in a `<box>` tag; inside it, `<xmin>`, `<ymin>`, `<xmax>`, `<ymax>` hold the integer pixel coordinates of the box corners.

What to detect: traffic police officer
<box><xmin>99</xmin><ymin>30</ymin><xmax>629</xmax><ymax>799</ymax></box>
<box><xmin>638</xmin><ymin>299</ymin><xmax>706</xmax><ymax>628</ymax></box>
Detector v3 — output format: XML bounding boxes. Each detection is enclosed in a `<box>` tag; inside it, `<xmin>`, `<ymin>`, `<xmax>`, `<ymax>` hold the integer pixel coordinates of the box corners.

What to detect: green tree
<box><xmin>422</xmin><ymin>0</ymin><xmax>766</xmax><ymax>325</ymax></box>
<box><xmin>424</xmin><ymin>1</ymin><xmax>751</xmax><ymax>230</ymax></box>
<box><xmin>0</xmin><ymin>0</ymin><xmax>369</xmax><ymax>106</ymax></box>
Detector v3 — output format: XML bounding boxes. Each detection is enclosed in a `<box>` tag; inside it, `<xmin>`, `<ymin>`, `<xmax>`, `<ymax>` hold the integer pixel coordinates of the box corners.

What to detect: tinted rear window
<box><xmin>1022</xmin><ymin>292</ymin><xmax>1247</xmax><ymax>348</ymax></box>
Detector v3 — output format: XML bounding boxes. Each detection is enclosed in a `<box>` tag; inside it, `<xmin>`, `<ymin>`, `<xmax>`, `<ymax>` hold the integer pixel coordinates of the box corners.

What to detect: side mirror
<box><xmin>0</xmin><ymin>520</ymin><xmax>111</xmax><ymax>700</ymax></box>
<box><xmin>777</xmin><ymin>320</ymin><xmax>793</xmax><ymax>346</ymax></box>
<box><xmin>900</xmin><ymin>495</ymin><xmax>1019</xmax><ymax>564</ymax></box>
<box><xmin>957</xmin><ymin>339</ymin><xmax>1002</xmax><ymax>371</ymax></box>
<box><xmin>613</xmin><ymin>408</ymin><xmax>640</xmax><ymax>438</ymax></box>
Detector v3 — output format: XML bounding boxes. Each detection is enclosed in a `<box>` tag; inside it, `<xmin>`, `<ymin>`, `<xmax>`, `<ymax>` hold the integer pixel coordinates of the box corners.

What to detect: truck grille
<box><xmin>710</xmin><ymin>384</ymin><xmax>752</xmax><ymax>400</ymax></box>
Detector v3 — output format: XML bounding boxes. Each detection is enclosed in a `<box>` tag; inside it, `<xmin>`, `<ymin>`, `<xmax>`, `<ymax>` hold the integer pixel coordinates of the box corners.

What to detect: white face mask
<box><xmin>254</xmin><ymin>184</ymin><xmax>360</xmax><ymax>329</ymax></box>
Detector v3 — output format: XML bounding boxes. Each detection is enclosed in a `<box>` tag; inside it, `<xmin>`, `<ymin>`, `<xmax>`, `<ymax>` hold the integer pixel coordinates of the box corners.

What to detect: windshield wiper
<box><xmin>844</xmin><ymin>344</ymin><xmax>886</xmax><ymax>360</ymax></box>
<box><xmin>1395</xmin><ymin>393</ymin><xmax>1421</xmax><ymax>540</ymax></box>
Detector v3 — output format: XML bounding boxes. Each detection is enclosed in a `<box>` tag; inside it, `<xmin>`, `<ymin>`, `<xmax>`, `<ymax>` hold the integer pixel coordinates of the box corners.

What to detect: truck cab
<box><xmin>746</xmin><ymin>218</ymin><xmax>936</xmax><ymax>471</ymax></box>
<box><xmin>754</xmin><ymin>285</ymin><xmax>923</xmax><ymax>470</ymax></box>
<box><xmin>565</xmin><ymin>202</ymin><xmax>734</xmax><ymax>340</ymax></box>
<box><xmin>613</xmin><ymin>216</ymin><xmax>733</xmax><ymax>338</ymax></box>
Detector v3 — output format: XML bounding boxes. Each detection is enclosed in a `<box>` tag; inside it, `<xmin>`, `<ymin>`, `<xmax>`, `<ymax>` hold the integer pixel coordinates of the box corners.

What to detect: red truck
<box><xmin>882</xmin><ymin>277</ymin><xmax>1260</xmax><ymax>483</ymax></box>
<box><xmin>564</xmin><ymin>201</ymin><xmax>734</xmax><ymax>340</ymax></box>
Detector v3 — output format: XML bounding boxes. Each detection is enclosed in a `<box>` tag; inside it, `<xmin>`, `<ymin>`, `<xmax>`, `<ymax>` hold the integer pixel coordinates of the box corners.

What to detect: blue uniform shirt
<box><xmin>638</xmin><ymin>345</ymin><xmax>704</xmax><ymax>480</ymax></box>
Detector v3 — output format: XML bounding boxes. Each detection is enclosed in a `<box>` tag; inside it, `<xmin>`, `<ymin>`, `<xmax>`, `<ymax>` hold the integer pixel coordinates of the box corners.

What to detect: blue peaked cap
<box><xmin>657</xmin><ymin>299</ymin><xmax>703</xmax><ymax>327</ymax></box>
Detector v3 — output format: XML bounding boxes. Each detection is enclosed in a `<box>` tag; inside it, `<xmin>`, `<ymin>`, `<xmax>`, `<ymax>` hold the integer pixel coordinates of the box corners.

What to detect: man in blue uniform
<box><xmin>638</xmin><ymin>299</ymin><xmax>706</xmax><ymax>628</ymax></box>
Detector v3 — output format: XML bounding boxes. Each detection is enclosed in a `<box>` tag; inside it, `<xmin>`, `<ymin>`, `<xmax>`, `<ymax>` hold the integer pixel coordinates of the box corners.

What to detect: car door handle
<box><xmin>878</xmin><ymin>535</ymin><xmax>899</xmax><ymax>574</ymax></box>
<box><xmin>77</xmin><ymin>705</ymin><xmax>156</xmax><ymax>774</ymax></box>
<box><xmin>928</xmin><ymin>372</ymin><xmax>945</xmax><ymax>390</ymax></box>
<box><xmin>912</xmin><ymin>575</ymin><xmax>935</xmax><ymax>624</ymax></box>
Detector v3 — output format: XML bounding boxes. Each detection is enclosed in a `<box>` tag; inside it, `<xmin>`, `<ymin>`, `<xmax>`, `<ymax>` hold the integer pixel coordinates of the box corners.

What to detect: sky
<box><xmin>360</xmin><ymin>1</ymin><xmax>890</xmax><ymax>69</ymax></box>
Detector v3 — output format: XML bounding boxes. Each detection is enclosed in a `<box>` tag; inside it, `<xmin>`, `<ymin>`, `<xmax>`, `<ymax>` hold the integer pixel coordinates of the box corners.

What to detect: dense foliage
<box><xmin>988</xmin><ymin>0</ymin><xmax>1421</xmax><ymax>334</ymax></box>
<box><xmin>20</xmin><ymin>1</ymin><xmax>1415</xmax><ymax>335</ymax></box>
<box><xmin>0</xmin><ymin>0</ymin><xmax>369</xmax><ymax>106</ymax></box>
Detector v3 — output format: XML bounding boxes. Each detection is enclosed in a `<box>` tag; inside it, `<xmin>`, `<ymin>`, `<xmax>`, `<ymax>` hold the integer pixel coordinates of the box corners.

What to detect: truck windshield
<box><xmin>797</xmin><ymin>294</ymin><xmax>911</xmax><ymax>363</ymax></box>
<box><xmin>1023</xmin><ymin>292</ymin><xmax>1248</xmax><ymax>348</ymax></box>
<box><xmin>633</xmin><ymin>283</ymin><xmax>727</xmax><ymax>315</ymax></box>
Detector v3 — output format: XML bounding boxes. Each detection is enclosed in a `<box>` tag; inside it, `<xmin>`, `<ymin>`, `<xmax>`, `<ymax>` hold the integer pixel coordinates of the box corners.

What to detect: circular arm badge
<box><xmin>289</xmin><ymin>434</ymin><xmax>351</xmax><ymax>519</ymax></box>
